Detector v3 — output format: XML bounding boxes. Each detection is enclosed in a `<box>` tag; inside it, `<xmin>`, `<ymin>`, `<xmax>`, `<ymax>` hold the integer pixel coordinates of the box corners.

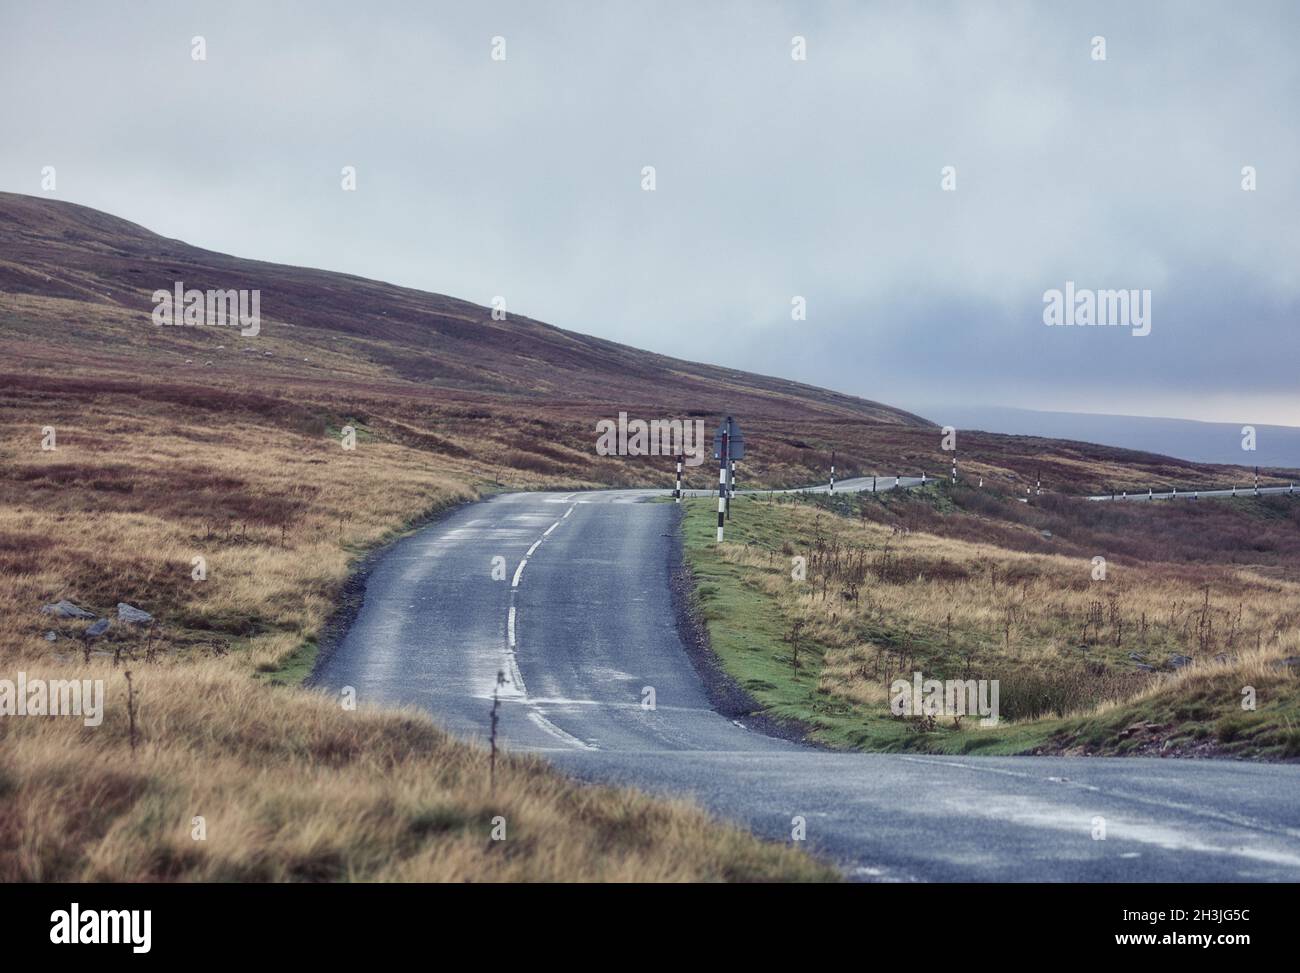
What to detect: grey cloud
<box><xmin>1</xmin><ymin>0</ymin><xmax>1296</xmax><ymax>423</ymax></box>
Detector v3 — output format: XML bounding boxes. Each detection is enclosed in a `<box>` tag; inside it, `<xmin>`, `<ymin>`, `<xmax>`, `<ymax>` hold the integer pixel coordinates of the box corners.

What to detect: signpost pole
<box><xmin>675</xmin><ymin>454</ymin><xmax>682</xmax><ymax>503</ymax></box>
<box><xmin>711</xmin><ymin>416</ymin><xmax>744</xmax><ymax>537</ymax></box>
<box><xmin>830</xmin><ymin>451</ymin><xmax>836</xmax><ymax>494</ymax></box>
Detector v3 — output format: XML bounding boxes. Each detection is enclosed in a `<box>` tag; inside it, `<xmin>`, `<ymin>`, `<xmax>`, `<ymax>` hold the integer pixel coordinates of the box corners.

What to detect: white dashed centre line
<box><xmin>499</xmin><ymin>502</ymin><xmax>596</xmax><ymax>750</ymax></box>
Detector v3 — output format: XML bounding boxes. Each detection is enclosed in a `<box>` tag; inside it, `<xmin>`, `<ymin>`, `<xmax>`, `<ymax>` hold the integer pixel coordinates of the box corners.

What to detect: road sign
<box><xmin>712</xmin><ymin>417</ymin><xmax>745</xmax><ymax>460</ymax></box>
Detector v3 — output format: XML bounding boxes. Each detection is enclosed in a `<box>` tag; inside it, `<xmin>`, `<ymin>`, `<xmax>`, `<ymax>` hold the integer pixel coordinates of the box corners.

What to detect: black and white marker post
<box><xmin>951</xmin><ymin>451</ymin><xmax>957</xmax><ymax>484</ymax></box>
<box><xmin>830</xmin><ymin>451</ymin><xmax>836</xmax><ymax>494</ymax></box>
<box><xmin>716</xmin><ymin>429</ymin><xmax>728</xmax><ymax>543</ymax></box>
<box><xmin>674</xmin><ymin>453</ymin><xmax>682</xmax><ymax>503</ymax></box>
<box><xmin>1255</xmin><ymin>465</ymin><xmax>1260</xmax><ymax>496</ymax></box>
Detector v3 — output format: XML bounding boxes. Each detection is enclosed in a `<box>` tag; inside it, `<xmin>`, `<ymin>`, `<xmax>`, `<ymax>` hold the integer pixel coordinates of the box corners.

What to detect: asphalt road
<box><xmin>313</xmin><ymin>482</ymin><xmax>1300</xmax><ymax>881</ymax></box>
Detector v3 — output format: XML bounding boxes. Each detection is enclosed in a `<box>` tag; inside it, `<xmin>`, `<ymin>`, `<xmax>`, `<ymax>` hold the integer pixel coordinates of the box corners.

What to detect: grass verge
<box><xmin>682</xmin><ymin>491</ymin><xmax>1300</xmax><ymax>760</ymax></box>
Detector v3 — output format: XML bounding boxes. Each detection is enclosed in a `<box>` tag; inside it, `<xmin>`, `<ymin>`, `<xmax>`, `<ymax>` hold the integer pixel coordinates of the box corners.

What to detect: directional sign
<box><xmin>712</xmin><ymin>416</ymin><xmax>745</xmax><ymax>460</ymax></box>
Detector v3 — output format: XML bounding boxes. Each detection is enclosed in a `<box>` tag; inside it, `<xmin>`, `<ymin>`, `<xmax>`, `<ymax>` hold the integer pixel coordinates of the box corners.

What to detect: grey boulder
<box><xmin>41</xmin><ymin>599</ymin><xmax>95</xmax><ymax>619</ymax></box>
<box><xmin>117</xmin><ymin>603</ymin><xmax>154</xmax><ymax>625</ymax></box>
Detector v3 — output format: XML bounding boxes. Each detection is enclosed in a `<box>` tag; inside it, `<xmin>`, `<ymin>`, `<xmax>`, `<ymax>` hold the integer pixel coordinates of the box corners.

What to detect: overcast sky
<box><xmin>3</xmin><ymin>1</ymin><xmax>1298</xmax><ymax>425</ymax></box>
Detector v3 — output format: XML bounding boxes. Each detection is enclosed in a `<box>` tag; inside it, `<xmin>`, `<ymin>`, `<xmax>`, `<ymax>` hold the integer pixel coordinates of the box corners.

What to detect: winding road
<box><xmin>312</xmin><ymin>480</ymin><xmax>1300</xmax><ymax>881</ymax></box>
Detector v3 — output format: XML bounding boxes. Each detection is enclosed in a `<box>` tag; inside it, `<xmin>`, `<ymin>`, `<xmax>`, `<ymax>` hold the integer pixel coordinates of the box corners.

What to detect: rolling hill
<box><xmin>0</xmin><ymin>191</ymin><xmax>923</xmax><ymax>418</ymax></box>
<box><xmin>4</xmin><ymin>191</ymin><xmax>1293</xmax><ymax>494</ymax></box>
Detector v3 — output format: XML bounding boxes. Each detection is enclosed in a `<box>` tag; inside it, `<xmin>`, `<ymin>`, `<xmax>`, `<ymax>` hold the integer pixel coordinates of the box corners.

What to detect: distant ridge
<box><xmin>934</xmin><ymin>406</ymin><xmax>1300</xmax><ymax>468</ymax></box>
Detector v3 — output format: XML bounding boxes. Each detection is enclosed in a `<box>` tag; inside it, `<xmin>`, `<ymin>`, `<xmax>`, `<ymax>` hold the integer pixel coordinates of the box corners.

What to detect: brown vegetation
<box><xmin>1</xmin><ymin>659</ymin><xmax>831</xmax><ymax>881</ymax></box>
<box><xmin>701</xmin><ymin>487</ymin><xmax>1300</xmax><ymax>757</ymax></box>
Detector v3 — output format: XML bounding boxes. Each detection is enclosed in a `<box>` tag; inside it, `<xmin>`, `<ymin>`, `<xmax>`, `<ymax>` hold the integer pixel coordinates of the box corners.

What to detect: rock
<box><xmin>1040</xmin><ymin>530</ymin><xmax>1053</xmax><ymax>538</ymax></box>
<box><xmin>117</xmin><ymin>603</ymin><xmax>153</xmax><ymax>625</ymax></box>
<box><xmin>1134</xmin><ymin>663</ymin><xmax>1156</xmax><ymax>672</ymax></box>
<box><xmin>43</xmin><ymin>631</ymin><xmax>57</xmax><ymax>642</ymax></box>
<box><xmin>1271</xmin><ymin>656</ymin><xmax>1300</xmax><ymax>670</ymax></box>
<box><xmin>1118</xmin><ymin>721</ymin><xmax>1156</xmax><ymax>739</ymax></box>
<box><xmin>1169</xmin><ymin>654</ymin><xmax>1194</xmax><ymax>669</ymax></box>
<box><xmin>1128</xmin><ymin>651</ymin><xmax>1146</xmax><ymax>661</ymax></box>
<box><xmin>85</xmin><ymin>618</ymin><xmax>111</xmax><ymax>638</ymax></box>
<box><xmin>41</xmin><ymin>599</ymin><xmax>95</xmax><ymax>619</ymax></box>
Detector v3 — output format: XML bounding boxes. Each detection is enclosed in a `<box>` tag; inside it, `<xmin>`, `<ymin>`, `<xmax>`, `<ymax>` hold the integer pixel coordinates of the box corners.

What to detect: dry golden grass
<box><xmin>715</xmin><ymin>493</ymin><xmax>1300</xmax><ymax>742</ymax></box>
<box><xmin>0</xmin><ymin>384</ymin><xmax>833</xmax><ymax>881</ymax></box>
<box><xmin>0</xmin><ymin>403</ymin><xmax>470</xmax><ymax>668</ymax></box>
<box><xmin>0</xmin><ymin>657</ymin><xmax>831</xmax><ymax>882</ymax></box>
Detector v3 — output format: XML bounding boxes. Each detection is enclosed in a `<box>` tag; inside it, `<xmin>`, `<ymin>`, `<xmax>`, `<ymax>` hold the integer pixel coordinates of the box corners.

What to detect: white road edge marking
<box><xmin>511</xmin><ymin>559</ymin><xmax>527</xmax><ymax>587</ymax></box>
<box><xmin>527</xmin><ymin>711</ymin><xmax>597</xmax><ymax>750</ymax></box>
